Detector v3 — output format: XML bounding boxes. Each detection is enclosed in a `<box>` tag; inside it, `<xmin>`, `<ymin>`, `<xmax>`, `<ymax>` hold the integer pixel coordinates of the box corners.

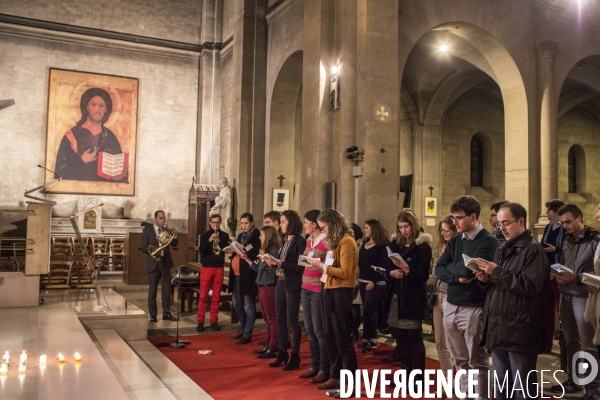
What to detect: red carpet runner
<box><xmin>150</xmin><ymin>331</ymin><xmax>442</xmax><ymax>399</ymax></box>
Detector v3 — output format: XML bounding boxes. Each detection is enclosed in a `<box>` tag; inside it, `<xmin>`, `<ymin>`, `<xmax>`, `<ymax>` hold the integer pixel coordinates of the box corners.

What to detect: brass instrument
<box><xmin>212</xmin><ymin>229</ymin><xmax>222</xmax><ymax>255</ymax></box>
<box><xmin>148</xmin><ymin>225</ymin><xmax>175</xmax><ymax>261</ymax></box>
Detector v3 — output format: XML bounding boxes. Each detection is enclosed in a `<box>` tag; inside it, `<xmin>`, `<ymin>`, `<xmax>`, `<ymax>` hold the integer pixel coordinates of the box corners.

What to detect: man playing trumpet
<box><xmin>142</xmin><ymin>210</ymin><xmax>179</xmax><ymax>323</ymax></box>
<box><xmin>197</xmin><ymin>214</ymin><xmax>231</xmax><ymax>332</ymax></box>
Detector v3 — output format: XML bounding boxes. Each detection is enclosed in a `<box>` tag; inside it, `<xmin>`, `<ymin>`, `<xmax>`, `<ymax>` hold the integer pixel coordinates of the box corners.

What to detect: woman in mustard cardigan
<box><xmin>310</xmin><ymin>209</ymin><xmax>359</xmax><ymax>393</ymax></box>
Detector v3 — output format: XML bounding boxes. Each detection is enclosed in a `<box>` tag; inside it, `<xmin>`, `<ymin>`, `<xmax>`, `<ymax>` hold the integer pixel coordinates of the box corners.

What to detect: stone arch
<box><xmin>400</xmin><ymin>20</ymin><xmax>527</xmax><ymax>220</ymax></box>
<box><xmin>264</xmin><ymin>51</ymin><xmax>303</xmax><ymax>211</ymax></box>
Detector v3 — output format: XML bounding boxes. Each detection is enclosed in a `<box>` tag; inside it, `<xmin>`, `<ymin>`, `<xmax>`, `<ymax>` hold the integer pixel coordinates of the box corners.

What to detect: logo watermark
<box><xmin>573</xmin><ymin>351</ymin><xmax>599</xmax><ymax>387</ymax></box>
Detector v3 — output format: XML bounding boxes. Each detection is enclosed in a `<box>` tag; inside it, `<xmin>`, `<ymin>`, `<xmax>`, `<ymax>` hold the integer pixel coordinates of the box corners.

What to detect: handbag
<box><xmin>427</xmin><ymin>289</ymin><xmax>437</xmax><ymax>309</ymax></box>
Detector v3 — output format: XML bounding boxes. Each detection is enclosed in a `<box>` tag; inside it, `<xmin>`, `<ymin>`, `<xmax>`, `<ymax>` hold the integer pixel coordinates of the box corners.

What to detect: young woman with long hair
<box><xmin>310</xmin><ymin>209</ymin><xmax>359</xmax><ymax>393</ymax></box>
<box><xmin>384</xmin><ymin>211</ymin><xmax>432</xmax><ymax>387</ymax></box>
<box><xmin>432</xmin><ymin>215</ymin><xmax>458</xmax><ymax>381</ymax></box>
<box><xmin>298</xmin><ymin>209</ymin><xmax>330</xmax><ymax>383</ymax></box>
<box><xmin>358</xmin><ymin>219</ymin><xmax>389</xmax><ymax>353</ymax></box>
<box><xmin>250</xmin><ymin>225</ymin><xmax>282</xmax><ymax>359</ymax></box>
<box><xmin>265</xmin><ymin>210</ymin><xmax>306</xmax><ymax>371</ymax></box>
<box><xmin>228</xmin><ymin>213</ymin><xmax>261</xmax><ymax>344</ymax></box>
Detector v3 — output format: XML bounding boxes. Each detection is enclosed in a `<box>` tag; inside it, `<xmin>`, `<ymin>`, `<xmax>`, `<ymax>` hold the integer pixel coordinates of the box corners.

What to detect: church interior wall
<box><xmin>558</xmin><ymin>108</ymin><xmax>600</xmax><ymax>226</ymax></box>
<box><xmin>222</xmin><ymin>0</ymin><xmax>234</xmax><ymax>42</ymax></box>
<box><xmin>440</xmin><ymin>91</ymin><xmax>505</xmax><ymax>225</ymax></box>
<box><xmin>0</xmin><ymin>0</ymin><xmax>202</xmax><ymax>45</ymax></box>
<box><xmin>0</xmin><ymin>29</ymin><xmax>199</xmax><ymax>232</ymax></box>
<box><xmin>220</xmin><ymin>49</ymin><xmax>234</xmax><ymax>183</ymax></box>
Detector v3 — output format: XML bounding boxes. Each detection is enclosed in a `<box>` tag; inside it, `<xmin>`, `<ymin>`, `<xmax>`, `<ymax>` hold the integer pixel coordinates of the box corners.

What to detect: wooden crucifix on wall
<box><xmin>277</xmin><ymin>175</ymin><xmax>286</xmax><ymax>188</ymax></box>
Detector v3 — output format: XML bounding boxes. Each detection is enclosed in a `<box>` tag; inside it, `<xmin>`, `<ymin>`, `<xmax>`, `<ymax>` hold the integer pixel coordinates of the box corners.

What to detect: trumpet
<box><xmin>148</xmin><ymin>225</ymin><xmax>175</xmax><ymax>261</ymax></box>
<box><xmin>212</xmin><ymin>229</ymin><xmax>222</xmax><ymax>255</ymax></box>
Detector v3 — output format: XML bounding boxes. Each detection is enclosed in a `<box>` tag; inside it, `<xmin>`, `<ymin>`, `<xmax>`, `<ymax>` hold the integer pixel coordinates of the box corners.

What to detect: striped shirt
<box><xmin>302</xmin><ymin>233</ymin><xmax>328</xmax><ymax>292</ymax></box>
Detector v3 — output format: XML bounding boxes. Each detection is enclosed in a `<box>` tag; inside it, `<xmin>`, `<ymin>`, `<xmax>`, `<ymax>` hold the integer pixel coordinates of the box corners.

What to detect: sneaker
<box><xmin>196</xmin><ymin>324</ymin><xmax>204</xmax><ymax>332</ymax></box>
<box><xmin>359</xmin><ymin>341</ymin><xmax>372</xmax><ymax>353</ymax></box>
<box><xmin>210</xmin><ymin>322</ymin><xmax>221</xmax><ymax>331</ymax></box>
<box><xmin>550</xmin><ymin>380</ymin><xmax>582</xmax><ymax>393</ymax></box>
<box><xmin>369</xmin><ymin>340</ymin><xmax>378</xmax><ymax>349</ymax></box>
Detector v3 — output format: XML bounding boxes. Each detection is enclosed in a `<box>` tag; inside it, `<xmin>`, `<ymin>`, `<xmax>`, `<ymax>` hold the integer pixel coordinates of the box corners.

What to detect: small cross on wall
<box><xmin>428</xmin><ymin>186</ymin><xmax>434</xmax><ymax>196</ymax></box>
<box><xmin>277</xmin><ymin>175</ymin><xmax>286</xmax><ymax>188</ymax></box>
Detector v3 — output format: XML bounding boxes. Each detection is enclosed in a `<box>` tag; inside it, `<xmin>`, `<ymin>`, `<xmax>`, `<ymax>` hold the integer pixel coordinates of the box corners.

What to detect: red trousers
<box><xmin>258</xmin><ymin>285</ymin><xmax>278</xmax><ymax>351</ymax></box>
<box><xmin>197</xmin><ymin>267</ymin><xmax>223</xmax><ymax>324</ymax></box>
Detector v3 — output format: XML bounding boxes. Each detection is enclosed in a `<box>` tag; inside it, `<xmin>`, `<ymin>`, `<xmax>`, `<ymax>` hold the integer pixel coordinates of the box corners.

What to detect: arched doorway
<box><xmin>265</xmin><ymin>51</ymin><xmax>303</xmax><ymax>212</ymax></box>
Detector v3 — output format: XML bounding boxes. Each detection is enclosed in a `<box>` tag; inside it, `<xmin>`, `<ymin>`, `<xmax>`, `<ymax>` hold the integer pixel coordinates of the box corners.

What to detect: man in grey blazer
<box><xmin>141</xmin><ymin>210</ymin><xmax>179</xmax><ymax>322</ymax></box>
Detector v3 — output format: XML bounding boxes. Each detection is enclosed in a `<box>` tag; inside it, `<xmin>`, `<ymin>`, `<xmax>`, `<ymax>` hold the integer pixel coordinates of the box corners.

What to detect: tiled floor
<box><xmin>0</xmin><ymin>281</ymin><xmax>584</xmax><ymax>400</ymax></box>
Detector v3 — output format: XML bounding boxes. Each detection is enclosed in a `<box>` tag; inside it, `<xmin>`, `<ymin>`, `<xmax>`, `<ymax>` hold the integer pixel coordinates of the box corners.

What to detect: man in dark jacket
<box><xmin>196</xmin><ymin>214</ymin><xmax>231</xmax><ymax>332</ymax></box>
<box><xmin>475</xmin><ymin>203</ymin><xmax>550</xmax><ymax>400</ymax></box>
<box><xmin>553</xmin><ymin>204</ymin><xmax>600</xmax><ymax>399</ymax></box>
<box><xmin>141</xmin><ymin>210</ymin><xmax>179</xmax><ymax>323</ymax></box>
<box><xmin>435</xmin><ymin>195</ymin><xmax>498</xmax><ymax>399</ymax></box>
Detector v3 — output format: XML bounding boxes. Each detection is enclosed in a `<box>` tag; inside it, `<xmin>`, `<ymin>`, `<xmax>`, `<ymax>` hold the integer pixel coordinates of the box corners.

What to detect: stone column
<box><xmin>300</xmin><ymin>0</ymin><xmax>335</xmax><ymax>212</ymax></box>
<box><xmin>197</xmin><ymin>0</ymin><xmax>224</xmax><ymax>184</ymax></box>
<box><xmin>536</xmin><ymin>40</ymin><xmax>559</xmax><ymax>225</ymax></box>
<box><xmin>354</xmin><ymin>0</ymin><xmax>399</xmax><ymax>229</ymax></box>
<box><xmin>229</xmin><ymin>0</ymin><xmax>268</xmax><ymax>217</ymax></box>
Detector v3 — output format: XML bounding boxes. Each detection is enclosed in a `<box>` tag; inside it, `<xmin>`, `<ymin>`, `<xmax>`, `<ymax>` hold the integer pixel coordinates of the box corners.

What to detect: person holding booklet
<box><xmin>309</xmin><ymin>209</ymin><xmax>358</xmax><ymax>398</ymax></box>
<box><xmin>383</xmin><ymin>211</ymin><xmax>432</xmax><ymax>389</ymax></box>
<box><xmin>227</xmin><ymin>213</ymin><xmax>260</xmax><ymax>345</ymax></box>
<box><xmin>357</xmin><ymin>219</ymin><xmax>390</xmax><ymax>354</ymax></box>
<box><xmin>431</xmin><ymin>216</ymin><xmax>458</xmax><ymax>384</ymax></box>
<box><xmin>552</xmin><ymin>204</ymin><xmax>600</xmax><ymax>398</ymax></box>
<box><xmin>473</xmin><ymin>202</ymin><xmax>550</xmax><ymax>400</ymax></box>
<box><xmin>265</xmin><ymin>210</ymin><xmax>306</xmax><ymax>371</ymax></box>
<box><xmin>250</xmin><ymin>225</ymin><xmax>281</xmax><ymax>359</ymax></box>
<box><xmin>434</xmin><ymin>195</ymin><xmax>498</xmax><ymax>400</ymax></box>
<box><xmin>297</xmin><ymin>210</ymin><xmax>330</xmax><ymax>383</ymax></box>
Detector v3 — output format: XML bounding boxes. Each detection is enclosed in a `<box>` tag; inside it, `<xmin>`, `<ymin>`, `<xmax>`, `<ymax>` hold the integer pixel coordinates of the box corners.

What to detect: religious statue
<box><xmin>210</xmin><ymin>177</ymin><xmax>233</xmax><ymax>234</ymax></box>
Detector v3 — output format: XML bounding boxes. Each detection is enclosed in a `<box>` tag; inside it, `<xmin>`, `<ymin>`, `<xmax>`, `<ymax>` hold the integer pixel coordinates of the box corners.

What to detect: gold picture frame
<box><xmin>44</xmin><ymin>68</ymin><xmax>138</xmax><ymax>196</ymax></box>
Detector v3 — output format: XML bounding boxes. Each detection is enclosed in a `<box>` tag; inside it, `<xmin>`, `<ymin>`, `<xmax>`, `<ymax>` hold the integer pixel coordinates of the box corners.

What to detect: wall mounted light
<box><xmin>330</xmin><ymin>63</ymin><xmax>340</xmax><ymax>110</ymax></box>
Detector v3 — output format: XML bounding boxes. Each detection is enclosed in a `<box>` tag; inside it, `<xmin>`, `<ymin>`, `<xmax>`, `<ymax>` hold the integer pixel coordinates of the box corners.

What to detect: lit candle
<box><xmin>0</xmin><ymin>363</ymin><xmax>7</xmax><ymax>373</ymax></box>
<box><xmin>74</xmin><ymin>352</ymin><xmax>81</xmax><ymax>362</ymax></box>
<box><xmin>2</xmin><ymin>351</ymin><xmax>9</xmax><ymax>364</ymax></box>
<box><xmin>57</xmin><ymin>353</ymin><xmax>65</xmax><ymax>362</ymax></box>
<box><xmin>18</xmin><ymin>364</ymin><xmax>26</xmax><ymax>372</ymax></box>
<box><xmin>19</xmin><ymin>351</ymin><xmax>27</xmax><ymax>364</ymax></box>
<box><xmin>39</xmin><ymin>355</ymin><xmax>47</xmax><ymax>364</ymax></box>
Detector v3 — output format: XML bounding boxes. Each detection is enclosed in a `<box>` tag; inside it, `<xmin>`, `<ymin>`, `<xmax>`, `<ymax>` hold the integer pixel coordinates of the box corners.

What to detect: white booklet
<box><xmin>582</xmin><ymin>273</ymin><xmax>600</xmax><ymax>287</ymax></box>
<box><xmin>298</xmin><ymin>255</ymin><xmax>319</xmax><ymax>268</ymax></box>
<box><xmin>462</xmin><ymin>254</ymin><xmax>483</xmax><ymax>273</ymax></box>
<box><xmin>550</xmin><ymin>263</ymin><xmax>575</xmax><ymax>277</ymax></box>
<box><xmin>222</xmin><ymin>241</ymin><xmax>246</xmax><ymax>256</ymax></box>
<box><xmin>386</xmin><ymin>247</ymin><xmax>406</xmax><ymax>264</ymax></box>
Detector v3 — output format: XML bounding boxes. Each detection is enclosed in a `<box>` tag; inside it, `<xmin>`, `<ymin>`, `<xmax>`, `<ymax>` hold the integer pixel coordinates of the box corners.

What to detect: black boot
<box><xmin>283</xmin><ymin>353</ymin><xmax>300</xmax><ymax>371</ymax></box>
<box><xmin>269</xmin><ymin>349</ymin><xmax>289</xmax><ymax>367</ymax></box>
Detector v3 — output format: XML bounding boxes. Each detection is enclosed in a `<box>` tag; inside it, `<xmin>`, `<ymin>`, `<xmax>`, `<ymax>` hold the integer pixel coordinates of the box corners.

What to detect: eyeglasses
<box><xmin>496</xmin><ymin>220</ymin><xmax>517</xmax><ymax>229</ymax></box>
<box><xmin>318</xmin><ymin>224</ymin><xmax>327</xmax><ymax>230</ymax></box>
<box><xmin>440</xmin><ymin>229</ymin><xmax>453</xmax><ymax>234</ymax></box>
<box><xmin>450</xmin><ymin>215</ymin><xmax>469</xmax><ymax>222</ymax></box>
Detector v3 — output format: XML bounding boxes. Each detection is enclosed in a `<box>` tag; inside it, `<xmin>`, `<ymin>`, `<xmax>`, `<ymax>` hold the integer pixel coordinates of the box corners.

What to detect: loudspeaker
<box><xmin>325</xmin><ymin>182</ymin><xmax>336</xmax><ymax>209</ymax></box>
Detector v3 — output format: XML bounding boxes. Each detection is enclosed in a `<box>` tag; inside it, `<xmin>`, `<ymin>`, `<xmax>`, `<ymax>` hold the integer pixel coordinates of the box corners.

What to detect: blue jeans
<box><xmin>231</xmin><ymin>275</ymin><xmax>256</xmax><ymax>338</ymax></box>
<box><xmin>301</xmin><ymin>289</ymin><xmax>330</xmax><ymax>372</ymax></box>
<box><xmin>359</xmin><ymin>282</ymin><xmax>386</xmax><ymax>341</ymax></box>
<box><xmin>491</xmin><ymin>351</ymin><xmax>538</xmax><ymax>400</ymax></box>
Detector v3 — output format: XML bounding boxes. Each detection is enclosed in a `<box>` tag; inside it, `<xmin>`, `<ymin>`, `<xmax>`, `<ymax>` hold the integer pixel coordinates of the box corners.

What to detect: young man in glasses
<box><xmin>434</xmin><ymin>195</ymin><xmax>498</xmax><ymax>399</ymax></box>
<box><xmin>552</xmin><ymin>204</ymin><xmax>600</xmax><ymax>399</ymax></box>
<box><xmin>474</xmin><ymin>203</ymin><xmax>550</xmax><ymax>400</ymax></box>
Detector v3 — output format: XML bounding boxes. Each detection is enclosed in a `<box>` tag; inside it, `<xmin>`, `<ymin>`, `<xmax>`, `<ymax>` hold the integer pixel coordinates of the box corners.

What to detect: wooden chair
<box><xmin>91</xmin><ymin>237</ymin><xmax>110</xmax><ymax>270</ymax></box>
<box><xmin>52</xmin><ymin>236</ymin><xmax>71</xmax><ymax>245</ymax></box>
<box><xmin>70</xmin><ymin>260</ymin><xmax>95</xmax><ymax>289</ymax></box>
<box><xmin>42</xmin><ymin>260</ymin><xmax>72</xmax><ymax>289</ymax></box>
<box><xmin>50</xmin><ymin>243</ymin><xmax>72</xmax><ymax>261</ymax></box>
<box><xmin>109</xmin><ymin>238</ymin><xmax>126</xmax><ymax>271</ymax></box>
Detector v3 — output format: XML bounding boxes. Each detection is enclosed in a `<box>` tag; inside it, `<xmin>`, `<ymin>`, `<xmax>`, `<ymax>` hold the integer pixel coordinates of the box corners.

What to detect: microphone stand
<box><xmin>169</xmin><ymin>275</ymin><xmax>189</xmax><ymax>349</ymax></box>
